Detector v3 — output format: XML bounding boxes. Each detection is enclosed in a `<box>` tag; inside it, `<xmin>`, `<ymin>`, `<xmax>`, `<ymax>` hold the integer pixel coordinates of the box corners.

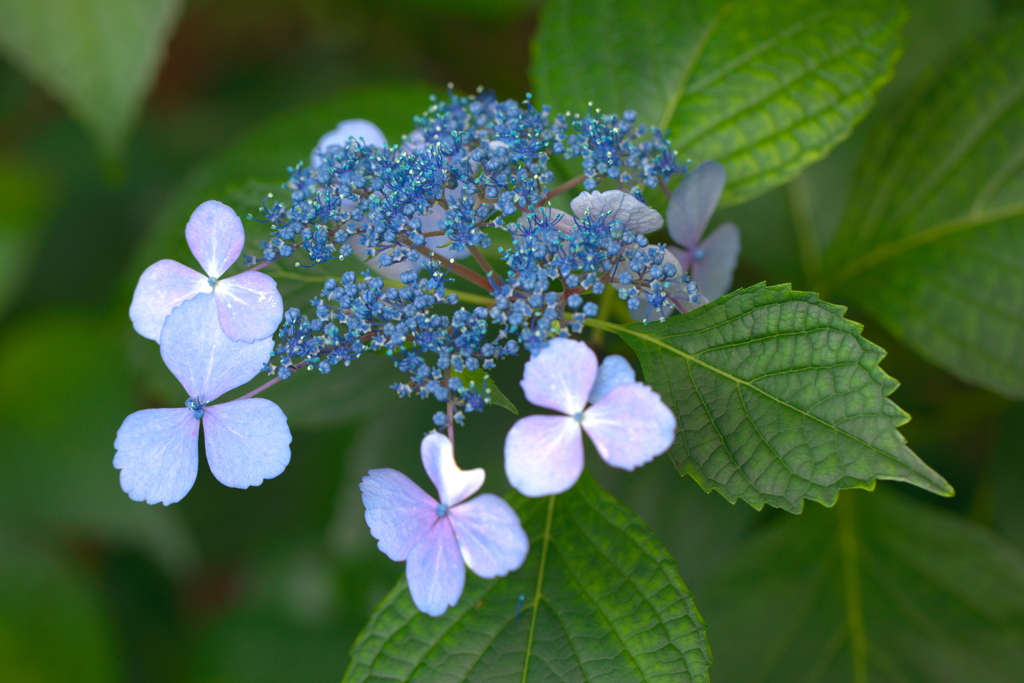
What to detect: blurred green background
<box><xmin>0</xmin><ymin>0</ymin><xmax>1021</xmax><ymax>681</ymax></box>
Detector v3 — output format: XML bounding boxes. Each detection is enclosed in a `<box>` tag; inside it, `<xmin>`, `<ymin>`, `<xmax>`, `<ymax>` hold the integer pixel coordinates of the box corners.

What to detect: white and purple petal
<box><xmin>128</xmin><ymin>260</ymin><xmax>211</xmax><ymax>341</ymax></box>
<box><xmin>202</xmin><ymin>398</ymin><xmax>291</xmax><ymax>490</ymax></box>
<box><xmin>360</xmin><ymin>468</ymin><xmax>440</xmax><ymax>562</ymax></box>
<box><xmin>421</xmin><ymin>432</ymin><xmax>484</xmax><ymax>508</ymax></box>
<box><xmin>185</xmin><ymin>200</ymin><xmax>245</xmax><ymax>279</ymax></box>
<box><xmin>690</xmin><ymin>221</ymin><xmax>741</xmax><ymax>301</ymax></box>
<box><xmin>520</xmin><ymin>338</ymin><xmax>597</xmax><ymax>415</ymax></box>
<box><xmin>113</xmin><ymin>408</ymin><xmax>200</xmax><ymax>506</ymax></box>
<box><xmin>312</xmin><ymin>119</ymin><xmax>387</xmax><ymax>168</ymax></box>
<box><xmin>582</xmin><ymin>383</ymin><xmax>677</xmax><ymax>471</ymax></box>
<box><xmin>159</xmin><ymin>293</ymin><xmax>274</xmax><ymax>402</ymax></box>
<box><xmin>570</xmin><ymin>190</ymin><xmax>664</xmax><ymax>234</ymax></box>
<box><xmin>405</xmin><ymin>518</ymin><xmax>465</xmax><ymax>617</ymax></box>
<box><xmin>214</xmin><ymin>271</ymin><xmax>284</xmax><ymax>342</ymax></box>
<box><xmin>588</xmin><ymin>355</ymin><xmax>636</xmax><ymax>404</ymax></box>
<box><xmin>449</xmin><ymin>494</ymin><xmax>529</xmax><ymax>579</ymax></box>
<box><xmin>504</xmin><ymin>414</ymin><xmax>584</xmax><ymax>497</ymax></box>
<box><xmin>666</xmin><ymin>161</ymin><xmax>726</xmax><ymax>250</ymax></box>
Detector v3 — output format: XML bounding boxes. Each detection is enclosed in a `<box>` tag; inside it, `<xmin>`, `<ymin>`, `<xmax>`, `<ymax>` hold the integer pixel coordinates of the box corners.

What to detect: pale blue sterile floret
<box><xmin>360</xmin><ymin>432</ymin><xmax>529</xmax><ymax>616</ymax></box>
<box><xmin>504</xmin><ymin>338</ymin><xmax>677</xmax><ymax>497</ymax></box>
<box><xmin>114</xmin><ymin>293</ymin><xmax>292</xmax><ymax>505</ymax></box>
<box><xmin>256</xmin><ymin>90</ymin><xmax>691</xmax><ymax>417</ymax></box>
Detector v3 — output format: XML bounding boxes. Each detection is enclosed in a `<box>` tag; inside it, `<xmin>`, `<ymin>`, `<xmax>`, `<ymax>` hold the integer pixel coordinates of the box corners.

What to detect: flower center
<box><xmin>693</xmin><ymin>246</ymin><xmax>706</xmax><ymax>262</ymax></box>
<box><xmin>207</xmin><ymin>276</ymin><xmax>219</xmax><ymax>288</ymax></box>
<box><xmin>436</xmin><ymin>503</ymin><xmax>449</xmax><ymax>517</ymax></box>
<box><xmin>185</xmin><ymin>395</ymin><xmax>205</xmax><ymax>419</ymax></box>
<box><xmin>572</xmin><ymin>411</ymin><xmax>584</xmax><ymax>423</ymax></box>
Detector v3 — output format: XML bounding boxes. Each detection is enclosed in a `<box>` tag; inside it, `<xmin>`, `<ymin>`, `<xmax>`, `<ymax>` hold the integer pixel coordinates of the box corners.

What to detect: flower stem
<box><xmin>544</xmin><ymin>173</ymin><xmax>587</xmax><ymax>202</ymax></box>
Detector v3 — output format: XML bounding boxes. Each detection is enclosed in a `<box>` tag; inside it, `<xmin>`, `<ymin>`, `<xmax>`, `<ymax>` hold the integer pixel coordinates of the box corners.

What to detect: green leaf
<box><xmin>530</xmin><ymin>0</ymin><xmax>905</xmax><ymax>205</ymax></box>
<box><xmin>343</xmin><ymin>474</ymin><xmax>710</xmax><ymax>682</ymax></box>
<box><xmin>820</xmin><ymin>17</ymin><xmax>1024</xmax><ymax>399</ymax></box>
<box><xmin>0</xmin><ymin>0</ymin><xmax>183</xmax><ymax>157</ymax></box>
<box><xmin>696</xmin><ymin>489</ymin><xmax>1024</xmax><ymax>682</ymax></box>
<box><xmin>453</xmin><ymin>369</ymin><xmax>520</xmax><ymax>415</ymax></box>
<box><xmin>588</xmin><ymin>283</ymin><xmax>952</xmax><ymax>512</ymax></box>
<box><xmin>0</xmin><ymin>156</ymin><xmax>51</xmax><ymax>317</ymax></box>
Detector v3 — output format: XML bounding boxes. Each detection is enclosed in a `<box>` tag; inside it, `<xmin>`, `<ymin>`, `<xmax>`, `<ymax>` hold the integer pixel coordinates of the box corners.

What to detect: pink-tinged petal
<box><xmin>421</xmin><ymin>432</ymin><xmax>484</xmax><ymax>507</ymax></box>
<box><xmin>667</xmin><ymin>161</ymin><xmax>726</xmax><ymax>249</ymax></box>
<box><xmin>360</xmin><ymin>468</ymin><xmax>439</xmax><ymax>562</ymax></box>
<box><xmin>521</xmin><ymin>338</ymin><xmax>597</xmax><ymax>415</ymax></box>
<box><xmin>588</xmin><ymin>355</ymin><xmax>636</xmax><ymax>404</ymax></box>
<box><xmin>159</xmin><ymin>293</ymin><xmax>274</xmax><ymax>401</ymax></box>
<box><xmin>186</xmin><ymin>200</ymin><xmax>245</xmax><ymax>279</ymax></box>
<box><xmin>504</xmin><ymin>415</ymin><xmax>584</xmax><ymax>497</ymax></box>
<box><xmin>690</xmin><ymin>221</ymin><xmax>741</xmax><ymax>301</ymax></box>
<box><xmin>214</xmin><ymin>272</ymin><xmax>284</xmax><ymax>342</ymax></box>
<box><xmin>570</xmin><ymin>190</ymin><xmax>664</xmax><ymax>233</ymax></box>
<box><xmin>129</xmin><ymin>260</ymin><xmax>211</xmax><ymax>341</ymax></box>
<box><xmin>406</xmin><ymin>518</ymin><xmax>465</xmax><ymax>617</ymax></box>
<box><xmin>113</xmin><ymin>408</ymin><xmax>199</xmax><ymax>505</ymax></box>
<box><xmin>582</xmin><ymin>383</ymin><xmax>677</xmax><ymax>471</ymax></box>
<box><xmin>311</xmin><ymin>119</ymin><xmax>387</xmax><ymax>168</ymax></box>
<box><xmin>202</xmin><ymin>399</ymin><xmax>291</xmax><ymax>489</ymax></box>
<box><xmin>449</xmin><ymin>494</ymin><xmax>529</xmax><ymax>579</ymax></box>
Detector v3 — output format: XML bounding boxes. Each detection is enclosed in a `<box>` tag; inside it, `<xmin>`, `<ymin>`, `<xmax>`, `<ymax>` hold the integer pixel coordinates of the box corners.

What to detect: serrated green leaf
<box><xmin>0</xmin><ymin>0</ymin><xmax>183</xmax><ymax>157</ymax></box>
<box><xmin>530</xmin><ymin>0</ymin><xmax>905</xmax><ymax>205</ymax></box>
<box><xmin>820</xmin><ymin>17</ymin><xmax>1024</xmax><ymax>399</ymax></box>
<box><xmin>453</xmin><ymin>369</ymin><xmax>519</xmax><ymax>415</ymax></box>
<box><xmin>588</xmin><ymin>283</ymin><xmax>952</xmax><ymax>512</ymax></box>
<box><xmin>697</xmin><ymin>489</ymin><xmax>1024</xmax><ymax>682</ymax></box>
<box><xmin>343</xmin><ymin>474</ymin><xmax>710</xmax><ymax>682</ymax></box>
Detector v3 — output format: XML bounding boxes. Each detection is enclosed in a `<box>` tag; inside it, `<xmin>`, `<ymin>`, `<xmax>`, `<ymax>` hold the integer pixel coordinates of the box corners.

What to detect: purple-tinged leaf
<box><xmin>113</xmin><ymin>408</ymin><xmax>199</xmax><ymax>506</ymax></box>
<box><xmin>570</xmin><ymin>189</ymin><xmax>664</xmax><ymax>233</ymax></box>
<box><xmin>405</xmin><ymin>518</ymin><xmax>464</xmax><ymax>617</ymax></box>
<box><xmin>583</xmin><ymin>384</ymin><xmax>677</xmax><ymax>471</ymax></box>
<box><xmin>360</xmin><ymin>468</ymin><xmax>439</xmax><ymax>562</ymax></box>
<box><xmin>214</xmin><ymin>271</ymin><xmax>284</xmax><ymax>343</ymax></box>
<box><xmin>521</xmin><ymin>337</ymin><xmax>596</xmax><ymax>414</ymax></box>
<box><xmin>666</xmin><ymin>161</ymin><xmax>726</xmax><ymax>250</ymax></box>
<box><xmin>185</xmin><ymin>200</ymin><xmax>244</xmax><ymax>279</ymax></box>
<box><xmin>689</xmin><ymin>221</ymin><xmax>741</xmax><ymax>301</ymax></box>
<box><xmin>449</xmin><ymin>493</ymin><xmax>529</xmax><ymax>579</ymax></box>
<box><xmin>128</xmin><ymin>259</ymin><xmax>210</xmax><ymax>341</ymax></box>
<box><xmin>159</xmin><ymin>293</ymin><xmax>273</xmax><ymax>402</ymax></box>
<box><xmin>504</xmin><ymin>414</ymin><xmax>583</xmax><ymax>497</ymax></box>
<box><xmin>202</xmin><ymin>398</ymin><xmax>291</xmax><ymax>489</ymax></box>
<box><xmin>587</xmin><ymin>354</ymin><xmax>636</xmax><ymax>404</ymax></box>
<box><xmin>421</xmin><ymin>432</ymin><xmax>484</xmax><ymax>508</ymax></box>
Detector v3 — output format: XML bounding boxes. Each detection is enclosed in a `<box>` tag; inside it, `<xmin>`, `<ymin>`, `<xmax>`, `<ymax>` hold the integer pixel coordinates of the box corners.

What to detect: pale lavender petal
<box><xmin>504</xmin><ymin>415</ymin><xmax>584</xmax><ymax>497</ymax></box>
<box><xmin>691</xmin><ymin>221</ymin><xmax>741</xmax><ymax>301</ymax></box>
<box><xmin>159</xmin><ymin>293</ymin><xmax>274</xmax><ymax>402</ymax></box>
<box><xmin>570</xmin><ymin>190</ymin><xmax>664</xmax><ymax>233</ymax></box>
<box><xmin>421</xmin><ymin>432</ymin><xmax>484</xmax><ymax>507</ymax></box>
<box><xmin>406</xmin><ymin>518</ymin><xmax>465</xmax><ymax>617</ymax></box>
<box><xmin>185</xmin><ymin>200</ymin><xmax>245</xmax><ymax>279</ymax></box>
<box><xmin>450</xmin><ymin>494</ymin><xmax>529</xmax><ymax>579</ymax></box>
<box><xmin>214</xmin><ymin>272</ymin><xmax>284</xmax><ymax>342</ymax></box>
<box><xmin>521</xmin><ymin>338</ymin><xmax>597</xmax><ymax>415</ymax></box>
<box><xmin>582</xmin><ymin>384</ymin><xmax>677</xmax><ymax>471</ymax></box>
<box><xmin>360</xmin><ymin>468</ymin><xmax>439</xmax><ymax>562</ymax></box>
<box><xmin>113</xmin><ymin>408</ymin><xmax>199</xmax><ymax>505</ymax></box>
<box><xmin>588</xmin><ymin>355</ymin><xmax>636</xmax><ymax>404</ymax></box>
<box><xmin>312</xmin><ymin>119</ymin><xmax>387</xmax><ymax>168</ymax></box>
<box><xmin>667</xmin><ymin>161</ymin><xmax>726</xmax><ymax>250</ymax></box>
<box><xmin>128</xmin><ymin>260</ymin><xmax>211</xmax><ymax>341</ymax></box>
<box><xmin>202</xmin><ymin>399</ymin><xmax>291</xmax><ymax>489</ymax></box>
<box><xmin>668</xmin><ymin>244</ymin><xmax>692</xmax><ymax>275</ymax></box>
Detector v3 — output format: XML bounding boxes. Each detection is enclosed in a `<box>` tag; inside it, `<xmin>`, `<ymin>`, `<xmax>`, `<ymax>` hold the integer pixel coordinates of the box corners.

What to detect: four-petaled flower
<box><xmin>666</xmin><ymin>160</ymin><xmax>741</xmax><ymax>301</ymax></box>
<box><xmin>360</xmin><ymin>432</ymin><xmax>529</xmax><ymax>616</ymax></box>
<box><xmin>129</xmin><ymin>200</ymin><xmax>284</xmax><ymax>343</ymax></box>
<box><xmin>504</xmin><ymin>338</ymin><xmax>676</xmax><ymax>497</ymax></box>
<box><xmin>115</xmin><ymin>292</ymin><xmax>292</xmax><ymax>505</ymax></box>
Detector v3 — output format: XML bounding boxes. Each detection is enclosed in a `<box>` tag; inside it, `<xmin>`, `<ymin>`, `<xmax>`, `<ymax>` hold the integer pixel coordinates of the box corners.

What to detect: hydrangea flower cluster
<box><xmin>256</xmin><ymin>90</ymin><xmax>704</xmax><ymax>418</ymax></box>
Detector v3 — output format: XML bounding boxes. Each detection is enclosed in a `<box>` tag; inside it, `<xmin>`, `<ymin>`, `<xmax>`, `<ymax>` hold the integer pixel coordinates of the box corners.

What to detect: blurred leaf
<box><xmin>530</xmin><ymin>0</ymin><xmax>905</xmax><ymax>205</ymax></box>
<box><xmin>589</xmin><ymin>283</ymin><xmax>952</xmax><ymax>512</ymax></box>
<box><xmin>0</xmin><ymin>534</ymin><xmax>120</xmax><ymax>682</ymax></box>
<box><xmin>820</xmin><ymin>16</ymin><xmax>1024</xmax><ymax>399</ymax></box>
<box><xmin>697</xmin><ymin>489</ymin><xmax>1024</xmax><ymax>682</ymax></box>
<box><xmin>0</xmin><ymin>157</ymin><xmax>50</xmax><ymax>317</ymax></box>
<box><xmin>993</xmin><ymin>404</ymin><xmax>1024</xmax><ymax>553</ymax></box>
<box><xmin>344</xmin><ymin>474</ymin><xmax>710</xmax><ymax>682</ymax></box>
<box><xmin>0</xmin><ymin>311</ymin><xmax>196</xmax><ymax>572</ymax></box>
<box><xmin>453</xmin><ymin>368</ymin><xmax>519</xmax><ymax>415</ymax></box>
<box><xmin>0</xmin><ymin>0</ymin><xmax>183</xmax><ymax>157</ymax></box>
